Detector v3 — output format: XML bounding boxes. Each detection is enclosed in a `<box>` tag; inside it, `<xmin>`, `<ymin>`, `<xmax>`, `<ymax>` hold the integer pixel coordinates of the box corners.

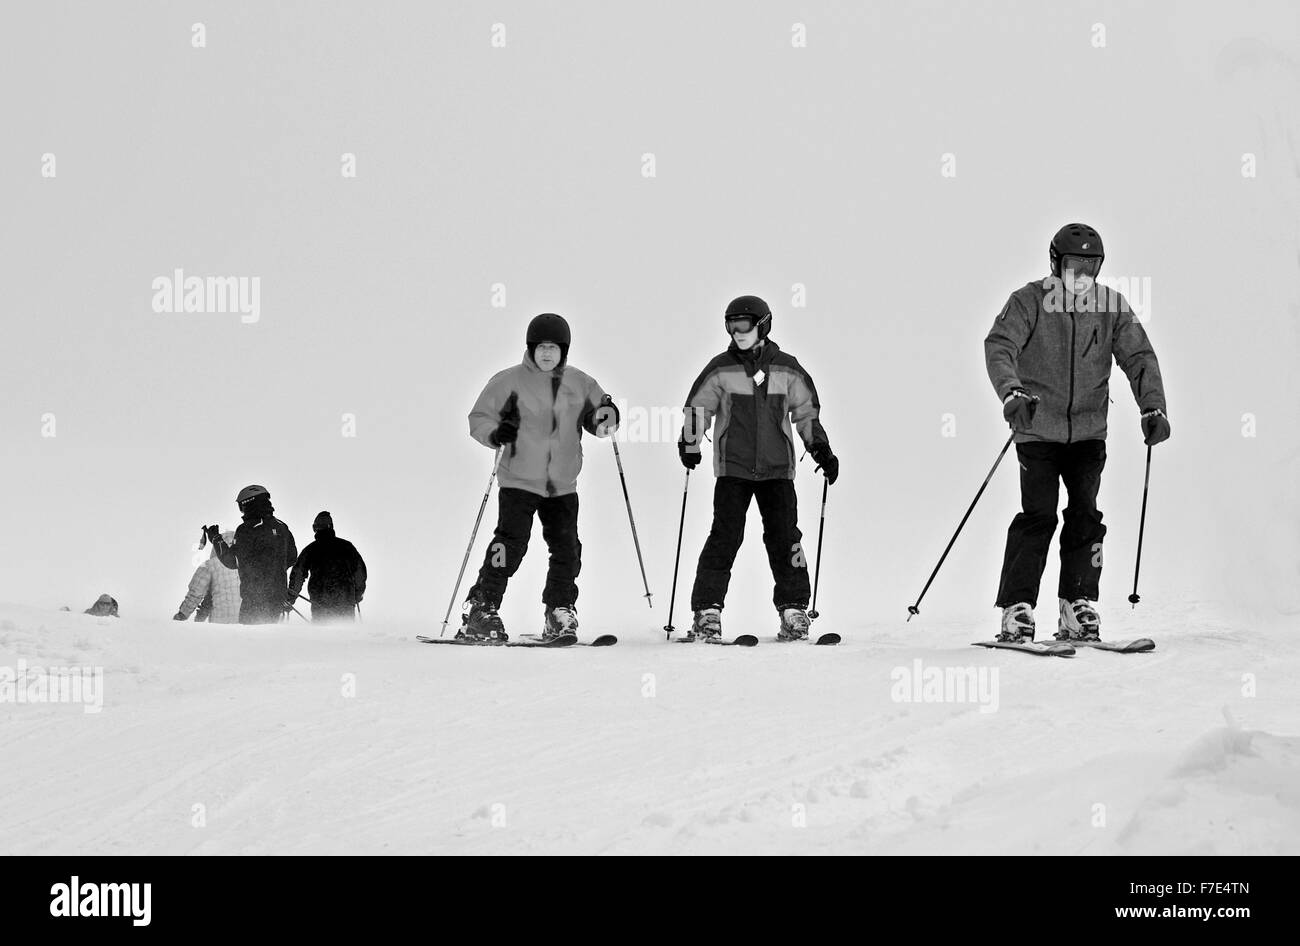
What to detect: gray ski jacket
<box><xmin>984</xmin><ymin>278</ymin><xmax>1167</xmax><ymax>444</ymax></box>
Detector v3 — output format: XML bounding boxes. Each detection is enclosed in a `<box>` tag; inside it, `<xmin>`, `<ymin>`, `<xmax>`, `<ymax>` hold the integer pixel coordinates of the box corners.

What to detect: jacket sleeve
<box><xmin>984</xmin><ymin>293</ymin><xmax>1035</xmax><ymax>401</ymax></box>
<box><xmin>352</xmin><ymin>546</ymin><xmax>368</xmax><ymax>602</ymax></box>
<box><xmin>288</xmin><ymin>545</ymin><xmax>310</xmax><ymax>599</ymax></box>
<box><xmin>1111</xmin><ymin>303</ymin><xmax>1167</xmax><ymax>414</ymax></box>
<box><xmin>178</xmin><ymin>564</ymin><xmax>212</xmax><ymax>617</ymax></box>
<box><xmin>785</xmin><ymin>361</ymin><xmax>830</xmax><ymax>452</ymax></box>
<box><xmin>468</xmin><ymin>369</ymin><xmax>513</xmax><ymax>449</ymax></box>
<box><xmin>580</xmin><ymin>374</ymin><xmax>612</xmax><ymax>435</ymax></box>
<box><xmin>284</xmin><ymin>525</ymin><xmax>298</xmax><ymax>571</ymax></box>
<box><xmin>681</xmin><ymin>363</ymin><xmax>723</xmax><ymax>453</ymax></box>
<box><xmin>211</xmin><ymin>533</ymin><xmax>238</xmax><ymax>569</ymax></box>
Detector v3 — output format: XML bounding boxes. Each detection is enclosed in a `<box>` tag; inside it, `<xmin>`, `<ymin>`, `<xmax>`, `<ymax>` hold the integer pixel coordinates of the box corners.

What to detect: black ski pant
<box><xmin>996</xmin><ymin>439</ymin><xmax>1107</xmax><ymax>609</ymax></box>
<box><xmin>469</xmin><ymin>487</ymin><xmax>581</xmax><ymax>609</ymax></box>
<box><xmin>691</xmin><ymin>476</ymin><xmax>809</xmax><ymax>612</ymax></box>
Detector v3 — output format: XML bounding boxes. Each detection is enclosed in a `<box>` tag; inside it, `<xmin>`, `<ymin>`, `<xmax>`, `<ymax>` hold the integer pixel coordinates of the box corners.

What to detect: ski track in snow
<box><xmin>0</xmin><ymin>602</ymin><xmax>1296</xmax><ymax>855</ymax></box>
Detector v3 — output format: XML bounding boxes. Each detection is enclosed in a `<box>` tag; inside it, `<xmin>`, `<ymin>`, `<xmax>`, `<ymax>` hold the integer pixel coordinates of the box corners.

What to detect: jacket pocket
<box><xmin>1082</xmin><ymin>325</ymin><xmax>1099</xmax><ymax>358</ymax></box>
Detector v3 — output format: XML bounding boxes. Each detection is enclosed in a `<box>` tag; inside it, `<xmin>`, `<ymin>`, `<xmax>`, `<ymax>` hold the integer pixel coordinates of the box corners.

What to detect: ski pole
<box><xmin>808</xmin><ymin>477</ymin><xmax>829</xmax><ymax>620</ymax></box>
<box><xmin>907</xmin><ymin>432</ymin><xmax>1015</xmax><ymax>621</ymax></box>
<box><xmin>610</xmin><ymin>437</ymin><xmax>653</xmax><ymax>608</ymax></box>
<box><xmin>1128</xmin><ymin>444</ymin><xmax>1153</xmax><ymax>608</ymax></box>
<box><xmin>663</xmin><ymin>469</ymin><xmax>691</xmax><ymax>639</ymax></box>
<box><xmin>440</xmin><ymin>446</ymin><xmax>504</xmax><ymax>636</ymax></box>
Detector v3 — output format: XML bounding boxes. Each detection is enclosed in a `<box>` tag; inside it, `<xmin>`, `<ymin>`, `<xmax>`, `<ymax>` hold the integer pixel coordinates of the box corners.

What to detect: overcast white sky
<box><xmin>2</xmin><ymin>2</ymin><xmax>1296</xmax><ymax>634</ymax></box>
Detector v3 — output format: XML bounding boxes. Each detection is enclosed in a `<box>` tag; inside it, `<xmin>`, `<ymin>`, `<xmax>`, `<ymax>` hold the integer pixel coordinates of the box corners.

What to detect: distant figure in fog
<box><xmin>84</xmin><ymin>594</ymin><xmax>119</xmax><ymax>617</ymax></box>
<box><xmin>206</xmin><ymin>484</ymin><xmax>298</xmax><ymax>625</ymax></box>
<box><xmin>288</xmin><ymin>511</ymin><xmax>367</xmax><ymax>623</ymax></box>
<box><xmin>174</xmin><ymin>530</ymin><xmax>241</xmax><ymax>623</ymax></box>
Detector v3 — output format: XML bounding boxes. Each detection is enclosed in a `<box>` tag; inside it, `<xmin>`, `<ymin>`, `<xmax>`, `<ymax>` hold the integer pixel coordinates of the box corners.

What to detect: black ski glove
<box><xmin>1002</xmin><ymin>389</ymin><xmax>1038</xmax><ymax>433</ymax></box>
<box><xmin>589</xmin><ymin>395</ymin><xmax>620</xmax><ymax>436</ymax></box>
<box><xmin>489</xmin><ymin>393</ymin><xmax>520</xmax><ymax>448</ymax></box>
<box><xmin>172</xmin><ymin>611</ymin><xmax>187</xmax><ymax>621</ymax></box>
<box><xmin>1141</xmin><ymin>409</ymin><xmax>1170</xmax><ymax>446</ymax></box>
<box><xmin>678</xmin><ymin>438</ymin><xmax>701</xmax><ymax>470</ymax></box>
<box><xmin>204</xmin><ymin>524</ymin><xmax>221</xmax><ymax>544</ymax></box>
<box><xmin>809</xmin><ymin>443</ymin><xmax>839</xmax><ymax>485</ymax></box>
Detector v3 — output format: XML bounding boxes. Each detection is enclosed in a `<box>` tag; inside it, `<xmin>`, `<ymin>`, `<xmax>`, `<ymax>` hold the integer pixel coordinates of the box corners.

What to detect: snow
<box><xmin>2</xmin><ymin>600</ymin><xmax>1296</xmax><ymax>855</ymax></box>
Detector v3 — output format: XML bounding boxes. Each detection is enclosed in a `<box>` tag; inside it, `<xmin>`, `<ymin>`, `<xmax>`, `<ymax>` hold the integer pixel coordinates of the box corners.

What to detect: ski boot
<box><xmin>1055</xmin><ymin>598</ymin><xmax>1100</xmax><ymax>642</ymax></box>
<box><xmin>686</xmin><ymin>606</ymin><xmax>722</xmax><ymax>642</ymax></box>
<box><xmin>777</xmin><ymin>606</ymin><xmax>811</xmax><ymax>642</ymax></box>
<box><xmin>459</xmin><ymin>595</ymin><xmax>508</xmax><ymax>642</ymax></box>
<box><xmin>997</xmin><ymin>602</ymin><xmax>1035</xmax><ymax>643</ymax></box>
<box><xmin>543</xmin><ymin>605</ymin><xmax>579</xmax><ymax>642</ymax></box>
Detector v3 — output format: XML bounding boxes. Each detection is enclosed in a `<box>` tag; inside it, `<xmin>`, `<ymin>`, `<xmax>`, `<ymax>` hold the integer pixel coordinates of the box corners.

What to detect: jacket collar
<box><xmin>727</xmin><ymin>338</ymin><xmax>778</xmax><ymax>374</ymax></box>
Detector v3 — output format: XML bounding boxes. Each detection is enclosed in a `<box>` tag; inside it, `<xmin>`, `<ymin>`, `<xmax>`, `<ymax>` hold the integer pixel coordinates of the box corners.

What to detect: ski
<box><xmin>522</xmin><ymin>633</ymin><xmax>618</xmax><ymax>647</ymax></box>
<box><xmin>775</xmin><ymin>632</ymin><xmax>841</xmax><ymax>645</ymax></box>
<box><xmin>971</xmin><ymin>640</ymin><xmax>1075</xmax><ymax>657</ymax></box>
<box><xmin>1066</xmin><ymin>638</ymin><xmax>1155</xmax><ymax>653</ymax></box>
<box><xmin>676</xmin><ymin>634</ymin><xmax>758</xmax><ymax>647</ymax></box>
<box><xmin>416</xmin><ymin>634</ymin><xmax>578</xmax><ymax>648</ymax></box>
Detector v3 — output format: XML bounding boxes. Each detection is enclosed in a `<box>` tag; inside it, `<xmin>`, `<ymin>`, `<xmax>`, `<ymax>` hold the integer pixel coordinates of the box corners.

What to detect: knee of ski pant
<box><xmin>1016</xmin><ymin>506</ymin><xmax>1059</xmax><ymax>526</ymax></box>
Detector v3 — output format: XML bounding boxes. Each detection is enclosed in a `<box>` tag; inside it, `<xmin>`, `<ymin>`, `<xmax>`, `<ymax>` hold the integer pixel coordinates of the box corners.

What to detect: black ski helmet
<box><xmin>1049</xmin><ymin>223</ymin><xmax>1104</xmax><ymax>277</ymax></box>
<box><xmin>526</xmin><ymin>313</ymin><xmax>570</xmax><ymax>366</ymax></box>
<box><xmin>236</xmin><ymin>484</ymin><xmax>269</xmax><ymax>506</ymax></box>
<box><xmin>724</xmin><ymin>295</ymin><xmax>772</xmax><ymax>340</ymax></box>
<box><xmin>236</xmin><ymin>484</ymin><xmax>271</xmax><ymax>515</ymax></box>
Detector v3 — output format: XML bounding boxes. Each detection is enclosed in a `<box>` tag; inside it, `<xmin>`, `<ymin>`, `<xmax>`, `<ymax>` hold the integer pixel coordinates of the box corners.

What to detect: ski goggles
<box><xmin>1061</xmin><ymin>255</ymin><xmax>1102</xmax><ymax>279</ymax></box>
<box><xmin>725</xmin><ymin>314</ymin><xmax>767</xmax><ymax>334</ymax></box>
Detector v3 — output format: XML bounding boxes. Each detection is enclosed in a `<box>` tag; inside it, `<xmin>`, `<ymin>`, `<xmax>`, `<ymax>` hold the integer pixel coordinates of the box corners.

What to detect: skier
<box><xmin>984</xmin><ymin>223</ymin><xmax>1169</xmax><ymax>644</ymax></box>
<box><xmin>287</xmin><ymin>511</ymin><xmax>368</xmax><ymax>622</ymax></box>
<box><xmin>678</xmin><ymin>295</ymin><xmax>838</xmax><ymax>642</ymax></box>
<box><xmin>461</xmin><ymin>313</ymin><xmax>619</xmax><ymax>641</ymax></box>
<box><xmin>205</xmin><ymin>485</ymin><xmax>298</xmax><ymax>625</ymax></box>
<box><xmin>174</xmin><ymin>530</ymin><xmax>241</xmax><ymax>623</ymax></box>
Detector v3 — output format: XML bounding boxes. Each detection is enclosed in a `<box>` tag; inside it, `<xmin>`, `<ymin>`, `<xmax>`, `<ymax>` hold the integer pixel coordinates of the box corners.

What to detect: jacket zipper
<box><xmin>1082</xmin><ymin>325</ymin><xmax>1098</xmax><ymax>358</ymax></box>
<box><xmin>1066</xmin><ymin>313</ymin><xmax>1076</xmax><ymax>443</ymax></box>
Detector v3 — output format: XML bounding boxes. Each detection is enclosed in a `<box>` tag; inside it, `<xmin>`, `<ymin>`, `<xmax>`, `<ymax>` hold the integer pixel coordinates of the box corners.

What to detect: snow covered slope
<box><xmin>0</xmin><ymin>601</ymin><xmax>1296</xmax><ymax>855</ymax></box>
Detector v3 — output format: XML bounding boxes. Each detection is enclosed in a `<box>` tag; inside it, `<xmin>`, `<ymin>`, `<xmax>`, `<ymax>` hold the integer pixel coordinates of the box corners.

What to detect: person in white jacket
<box><xmin>174</xmin><ymin>531</ymin><xmax>241</xmax><ymax>623</ymax></box>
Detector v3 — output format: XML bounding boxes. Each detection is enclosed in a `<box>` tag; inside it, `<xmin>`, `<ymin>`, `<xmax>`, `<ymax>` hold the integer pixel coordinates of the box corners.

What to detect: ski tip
<box><xmin>814</xmin><ymin>632</ymin><xmax>841</xmax><ymax>646</ymax></box>
<box><xmin>589</xmin><ymin>634</ymin><xmax>618</xmax><ymax>647</ymax></box>
<box><xmin>971</xmin><ymin>640</ymin><xmax>1075</xmax><ymax>657</ymax></box>
<box><xmin>733</xmin><ymin>634</ymin><xmax>759</xmax><ymax>647</ymax></box>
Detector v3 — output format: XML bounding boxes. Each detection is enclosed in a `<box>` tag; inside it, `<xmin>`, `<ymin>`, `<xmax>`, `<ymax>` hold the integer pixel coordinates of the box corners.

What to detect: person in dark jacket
<box><xmin>287</xmin><ymin>511</ymin><xmax>367</xmax><ymax>622</ymax></box>
<box><xmin>678</xmin><ymin>295</ymin><xmax>838</xmax><ymax>643</ymax></box>
<box><xmin>984</xmin><ymin>223</ymin><xmax>1170</xmax><ymax>644</ymax></box>
<box><xmin>206</xmin><ymin>484</ymin><xmax>298</xmax><ymax>625</ymax></box>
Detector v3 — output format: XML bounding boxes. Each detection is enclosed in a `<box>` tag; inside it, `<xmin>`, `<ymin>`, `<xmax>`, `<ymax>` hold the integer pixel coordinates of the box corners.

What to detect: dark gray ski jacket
<box><xmin>984</xmin><ymin>278</ymin><xmax>1167</xmax><ymax>444</ymax></box>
